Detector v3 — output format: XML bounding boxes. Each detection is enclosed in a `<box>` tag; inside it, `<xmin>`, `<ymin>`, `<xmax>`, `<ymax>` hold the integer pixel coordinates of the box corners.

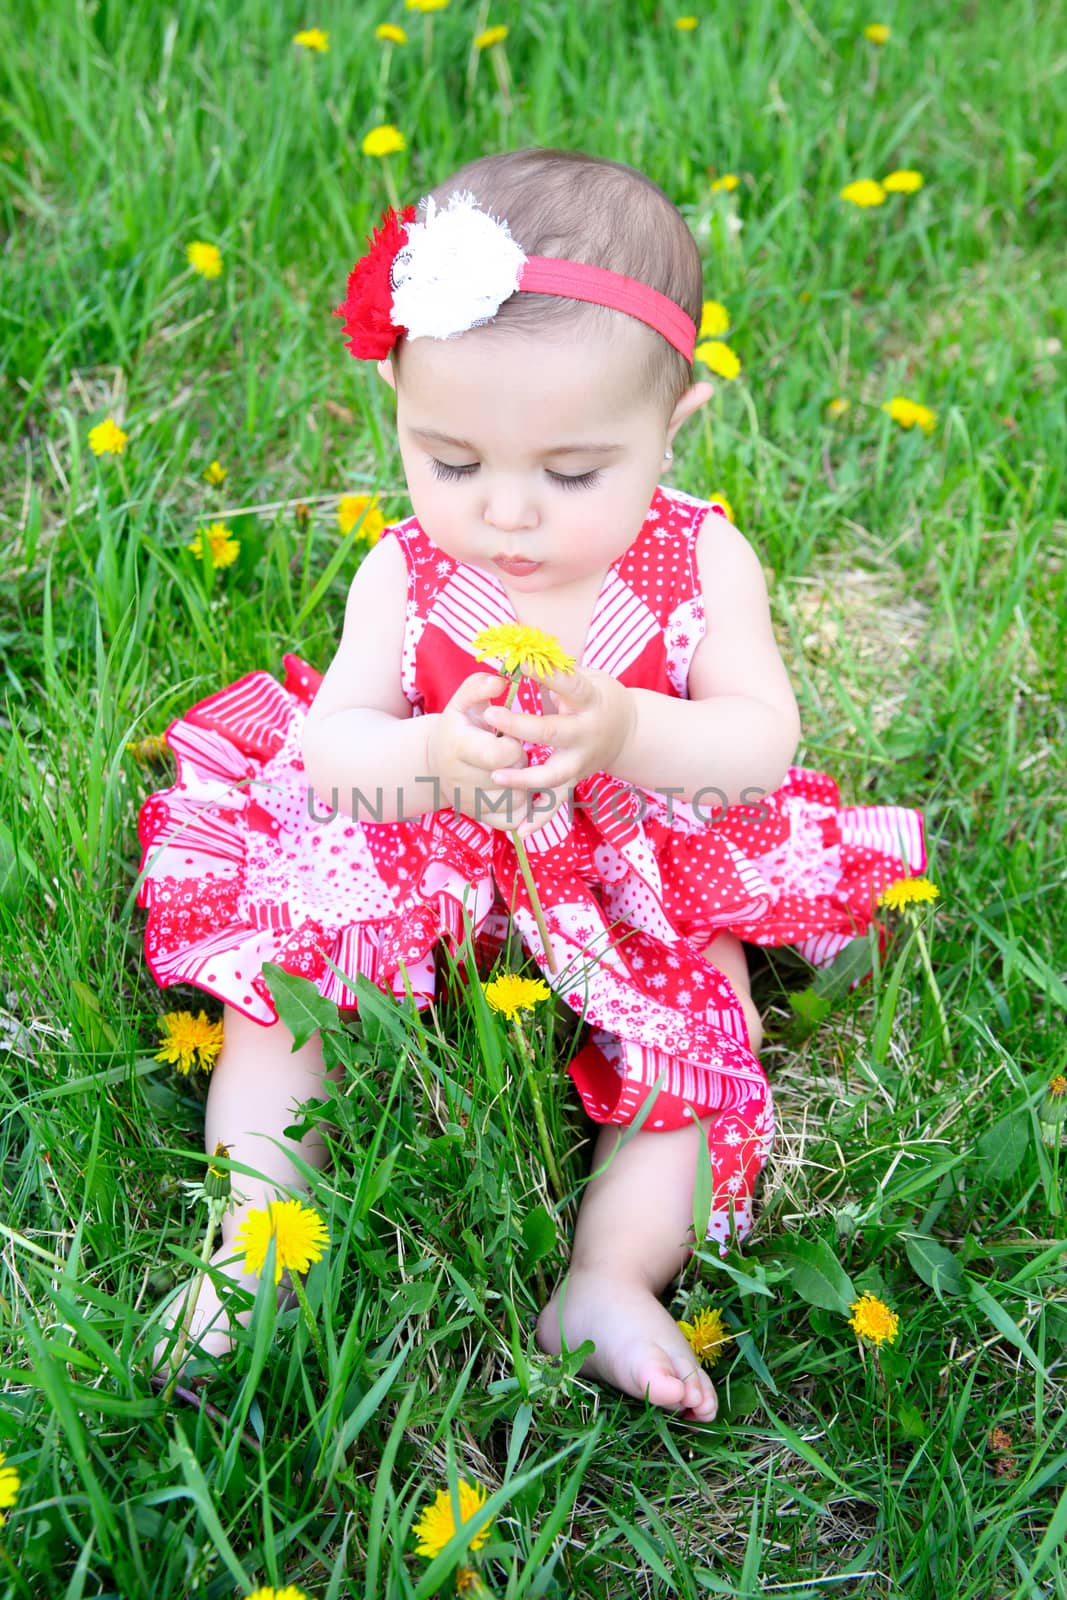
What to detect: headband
<box><xmin>333</xmin><ymin>190</ymin><xmax>697</xmax><ymax>364</ymax></box>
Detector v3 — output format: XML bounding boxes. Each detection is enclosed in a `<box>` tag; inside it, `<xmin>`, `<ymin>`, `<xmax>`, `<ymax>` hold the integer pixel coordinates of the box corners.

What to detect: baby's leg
<box><xmin>536</xmin><ymin>933</ymin><xmax>761</xmax><ymax>1420</ymax></box>
<box><xmin>153</xmin><ymin>1003</ymin><xmax>339</xmax><ymax>1372</ymax></box>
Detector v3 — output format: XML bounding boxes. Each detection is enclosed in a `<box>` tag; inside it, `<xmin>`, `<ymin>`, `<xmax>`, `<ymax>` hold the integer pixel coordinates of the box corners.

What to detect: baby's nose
<box><xmin>482</xmin><ymin>482</ymin><xmax>539</xmax><ymax>532</ymax></box>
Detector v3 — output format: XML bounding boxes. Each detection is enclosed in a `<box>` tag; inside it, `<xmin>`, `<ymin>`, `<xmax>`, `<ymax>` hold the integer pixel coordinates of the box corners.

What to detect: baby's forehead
<box><xmin>397</xmin><ymin>314</ymin><xmax>653</xmax><ymax>397</ymax></box>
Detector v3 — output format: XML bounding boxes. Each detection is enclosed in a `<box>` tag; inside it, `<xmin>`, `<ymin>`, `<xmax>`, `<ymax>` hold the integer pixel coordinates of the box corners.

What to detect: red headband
<box><xmin>335</xmin><ymin>196</ymin><xmax>697</xmax><ymax>364</ymax></box>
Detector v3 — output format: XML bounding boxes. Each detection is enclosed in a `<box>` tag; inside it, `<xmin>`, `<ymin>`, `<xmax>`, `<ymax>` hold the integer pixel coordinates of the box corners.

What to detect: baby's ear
<box><xmin>669</xmin><ymin>380</ymin><xmax>713</xmax><ymax>434</ymax></box>
<box><xmin>376</xmin><ymin>357</ymin><xmax>397</xmax><ymax>391</ymax></box>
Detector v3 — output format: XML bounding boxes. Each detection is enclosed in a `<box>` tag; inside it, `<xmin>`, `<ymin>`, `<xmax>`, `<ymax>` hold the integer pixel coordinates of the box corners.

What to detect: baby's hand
<box><xmin>426</xmin><ymin>672</ymin><xmax>534</xmax><ymax>831</ymax></box>
<box><xmin>482</xmin><ymin>666</ymin><xmax>636</xmax><ymax>834</ymax></box>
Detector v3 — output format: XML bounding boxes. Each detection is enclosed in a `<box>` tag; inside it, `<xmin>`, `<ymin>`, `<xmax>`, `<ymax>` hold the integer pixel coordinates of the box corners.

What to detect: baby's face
<box><xmin>383</xmin><ymin>323</ymin><xmax>678</xmax><ymax>597</ymax></box>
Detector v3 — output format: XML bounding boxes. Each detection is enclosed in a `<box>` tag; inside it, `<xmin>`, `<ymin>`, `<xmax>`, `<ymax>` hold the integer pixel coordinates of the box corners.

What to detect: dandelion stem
<box><xmin>910</xmin><ymin>916</ymin><xmax>954</xmax><ymax>1067</ymax></box>
<box><xmin>499</xmin><ymin>672</ymin><xmax>557</xmax><ymax>974</ymax></box>
<box><xmin>160</xmin><ymin>1197</ymin><xmax>225</xmax><ymax>1404</ymax></box>
<box><xmin>381</xmin><ymin>157</ymin><xmax>400</xmax><ymax>213</ymax></box>
<box><xmin>291</xmin><ymin>1270</ymin><xmax>329</xmax><ymax>1378</ymax></box>
<box><xmin>511</xmin><ymin>1020</ymin><xmax>565</xmax><ymax>1203</ymax></box>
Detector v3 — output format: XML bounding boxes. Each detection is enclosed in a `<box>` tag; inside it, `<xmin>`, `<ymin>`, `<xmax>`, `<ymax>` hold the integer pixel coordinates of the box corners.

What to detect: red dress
<box><xmin>138</xmin><ymin>485</ymin><xmax>925</xmax><ymax>1247</ymax></box>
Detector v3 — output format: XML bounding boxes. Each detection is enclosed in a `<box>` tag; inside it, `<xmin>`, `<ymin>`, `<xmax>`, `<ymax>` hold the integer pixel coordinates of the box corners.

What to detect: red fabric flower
<box><xmin>333</xmin><ymin>204</ymin><xmax>417</xmax><ymax>360</ymax></box>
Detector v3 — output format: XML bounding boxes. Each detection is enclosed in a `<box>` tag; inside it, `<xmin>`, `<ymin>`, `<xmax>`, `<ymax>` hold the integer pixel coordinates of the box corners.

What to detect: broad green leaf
<box><xmin>521</xmin><ymin>1203</ymin><xmax>558</xmax><ymax>1270</ymax></box>
<box><xmin>976</xmin><ymin>1110</ymin><xmax>1030</xmax><ymax>1180</ymax></box>
<box><xmin>783</xmin><ymin>1235</ymin><xmax>857</xmax><ymax>1315</ymax></box>
<box><xmin>967</xmin><ymin>1276</ymin><xmax>1050</xmax><ymax>1380</ymax></box>
<box><xmin>262</xmin><ymin>962</ymin><xmax>340</xmax><ymax>1048</ymax></box>
<box><xmin>904</xmin><ymin>1233</ymin><xmax>966</xmax><ymax>1298</ymax></box>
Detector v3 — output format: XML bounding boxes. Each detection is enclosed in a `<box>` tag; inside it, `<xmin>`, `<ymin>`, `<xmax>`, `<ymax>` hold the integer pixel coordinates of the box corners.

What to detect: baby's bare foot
<box><xmin>535</xmin><ymin>1268</ymin><xmax>717</xmax><ymax>1421</ymax></box>
<box><xmin>150</xmin><ymin>1241</ymin><xmax>265</xmax><ymax>1376</ymax></box>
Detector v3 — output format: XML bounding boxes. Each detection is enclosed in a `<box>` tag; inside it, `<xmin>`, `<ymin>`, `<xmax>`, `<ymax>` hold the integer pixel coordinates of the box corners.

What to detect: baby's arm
<box><xmin>613</xmin><ymin>513</ymin><xmax>801</xmax><ymax>804</ymax></box>
<box><xmin>302</xmin><ymin>536</ymin><xmax>527</xmax><ymax>825</ymax></box>
<box><xmin>485</xmin><ymin>514</ymin><xmax>799</xmax><ymax>811</ymax></box>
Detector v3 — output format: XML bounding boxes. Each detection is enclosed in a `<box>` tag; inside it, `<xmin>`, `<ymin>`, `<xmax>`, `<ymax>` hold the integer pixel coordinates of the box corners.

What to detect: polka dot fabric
<box><xmin>137</xmin><ymin>487</ymin><xmax>926</xmax><ymax>1249</ymax></box>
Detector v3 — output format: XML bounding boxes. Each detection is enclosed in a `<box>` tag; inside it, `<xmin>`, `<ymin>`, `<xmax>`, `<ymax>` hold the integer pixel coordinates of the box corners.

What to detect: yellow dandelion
<box><xmin>234</xmin><ymin>1200</ymin><xmax>331</xmax><ymax>1285</ymax></box>
<box><xmin>826</xmin><ymin>397</ymin><xmax>851</xmax><ymax>418</ymax></box>
<box><xmin>674</xmin><ymin>15</ymin><xmax>699</xmax><ymax>29</ymax></box>
<box><xmin>695</xmin><ymin>340</ymin><xmax>742</xmax><ymax>380</ymax></box>
<box><xmin>243</xmin><ymin>1588</ymin><xmax>309</xmax><ymax>1600</ymax></box>
<box><xmin>482</xmin><ymin>974</ymin><xmax>553</xmax><ymax>1021</ymax></box>
<box><xmin>878</xmin><ymin>876</ymin><xmax>940</xmax><ymax>911</ymax></box>
<box><xmin>881</xmin><ymin>397</ymin><xmax>937</xmax><ymax>435</ymax></box>
<box><xmin>840</xmin><ymin>178</ymin><xmax>887</xmax><ymax>207</ymax></box>
<box><xmin>709</xmin><ymin>492</ymin><xmax>735</xmax><ymax>523</ymax></box>
<box><xmin>699</xmin><ymin>299</ymin><xmax>730</xmax><ymax>337</ymax></box>
<box><xmin>848</xmin><ymin>1293</ymin><xmax>900</xmax><ymax>1346</ymax></box>
<box><xmin>186</xmin><ymin>240</ymin><xmax>223</xmax><ymax>279</ymax></box>
<box><xmin>883</xmin><ymin>169</ymin><xmax>924</xmax><ymax>193</ymax></box>
<box><xmin>0</xmin><ymin>1453</ymin><xmax>20</xmax><ymax>1525</ymax></box>
<box><xmin>155</xmin><ymin>1011</ymin><xmax>225</xmax><ymax>1075</ymax></box>
<box><xmin>678</xmin><ymin>1306</ymin><xmax>734</xmax><ymax>1370</ymax></box>
<box><xmin>471</xmin><ymin>623</ymin><xmax>576</xmax><ymax>679</ymax></box>
<box><xmin>710</xmin><ymin>173</ymin><xmax>739</xmax><ymax>192</ymax></box>
<box><xmin>188</xmin><ymin>520</ymin><xmax>241</xmax><ymax>568</ymax></box>
<box><xmin>412</xmin><ymin>1479</ymin><xmax>493</xmax><ymax>1559</ymax></box>
<box><xmin>456</xmin><ymin>1571</ymin><xmax>480</xmax><ymax>1595</ymax></box>
<box><xmin>864</xmin><ymin>23</ymin><xmax>891</xmax><ymax>43</ymax></box>
<box><xmin>474</xmin><ymin>24</ymin><xmax>508</xmax><ymax>49</ymax></box>
<box><xmin>125</xmin><ymin>732</ymin><xmax>169</xmax><ymax>764</ymax></box>
<box><xmin>362</xmin><ymin>123</ymin><xmax>406</xmax><ymax>157</ymax></box>
<box><xmin>88</xmin><ymin>417</ymin><xmax>128</xmax><ymax>457</ymax></box>
<box><xmin>203</xmin><ymin>459</ymin><xmax>227</xmax><ymax>485</ymax></box>
<box><xmin>337</xmin><ymin>494</ymin><xmax>385</xmax><ymax>542</ymax></box>
<box><xmin>292</xmin><ymin>28</ymin><xmax>329</xmax><ymax>51</ymax></box>
<box><xmin>376</xmin><ymin>22</ymin><xmax>408</xmax><ymax>43</ymax></box>
<box><xmin>406</xmin><ymin>0</ymin><xmax>450</xmax><ymax>9</ymax></box>
<box><xmin>1048</xmin><ymin>1075</ymin><xmax>1067</xmax><ymax>1099</ymax></box>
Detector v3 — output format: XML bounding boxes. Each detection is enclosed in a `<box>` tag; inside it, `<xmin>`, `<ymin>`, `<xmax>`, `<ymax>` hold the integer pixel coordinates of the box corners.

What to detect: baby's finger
<box><xmin>451</xmin><ymin>673</ymin><xmax>509</xmax><ymax>715</ymax></box>
<box><xmin>491</xmin><ymin>754</ymin><xmax>575</xmax><ymax>792</ymax></box>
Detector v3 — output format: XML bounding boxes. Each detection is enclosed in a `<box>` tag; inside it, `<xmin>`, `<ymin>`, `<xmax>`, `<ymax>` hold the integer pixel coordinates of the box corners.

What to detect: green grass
<box><xmin>2</xmin><ymin>0</ymin><xmax>1066</xmax><ymax>1594</ymax></box>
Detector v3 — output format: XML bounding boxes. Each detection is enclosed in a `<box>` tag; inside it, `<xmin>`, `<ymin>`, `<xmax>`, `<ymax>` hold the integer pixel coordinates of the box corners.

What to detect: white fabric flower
<box><xmin>391</xmin><ymin>191</ymin><xmax>528</xmax><ymax>342</ymax></box>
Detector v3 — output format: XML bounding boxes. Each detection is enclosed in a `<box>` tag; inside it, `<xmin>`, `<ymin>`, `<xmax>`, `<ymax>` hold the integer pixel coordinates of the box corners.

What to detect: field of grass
<box><xmin>2</xmin><ymin>0</ymin><xmax>1066</xmax><ymax>1595</ymax></box>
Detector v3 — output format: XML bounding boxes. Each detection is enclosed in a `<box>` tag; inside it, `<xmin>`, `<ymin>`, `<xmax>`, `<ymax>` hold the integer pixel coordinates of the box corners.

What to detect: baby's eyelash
<box><xmin>552</xmin><ymin>468</ymin><xmax>602</xmax><ymax>492</ymax></box>
<box><xmin>428</xmin><ymin>459</ymin><xmax>477</xmax><ymax>482</ymax></box>
<box><xmin>427</xmin><ymin>459</ymin><xmax>602</xmax><ymax>491</ymax></box>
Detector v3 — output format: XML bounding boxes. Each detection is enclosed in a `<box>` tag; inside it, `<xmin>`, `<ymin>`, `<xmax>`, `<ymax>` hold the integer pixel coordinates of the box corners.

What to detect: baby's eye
<box><xmin>429</xmin><ymin>459</ymin><xmax>478</xmax><ymax>482</ymax></box>
<box><xmin>549</xmin><ymin>469</ymin><xmax>603</xmax><ymax>492</ymax></box>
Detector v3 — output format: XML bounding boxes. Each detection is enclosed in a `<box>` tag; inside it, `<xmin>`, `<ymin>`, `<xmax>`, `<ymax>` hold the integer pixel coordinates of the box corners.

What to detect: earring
<box><xmin>664</xmin><ymin>448</ymin><xmax>673</xmax><ymax>462</ymax></box>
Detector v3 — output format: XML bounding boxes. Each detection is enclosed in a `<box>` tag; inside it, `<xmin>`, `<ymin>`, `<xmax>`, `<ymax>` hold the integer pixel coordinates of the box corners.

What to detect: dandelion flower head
<box><xmin>156</xmin><ymin>1010</ymin><xmax>224</xmax><ymax>1075</ymax></box>
<box><xmin>376</xmin><ymin>23</ymin><xmax>408</xmax><ymax>44</ymax></box>
<box><xmin>203</xmin><ymin>459</ymin><xmax>227</xmax><ymax>485</ymax></box>
<box><xmin>406</xmin><ymin>0</ymin><xmax>451</xmax><ymax>9</ymax></box>
<box><xmin>882</xmin><ymin>397</ymin><xmax>937</xmax><ymax>434</ymax></box>
<box><xmin>293</xmin><ymin>28</ymin><xmax>329</xmax><ymax>51</ymax></box>
<box><xmin>699</xmin><ymin>300</ymin><xmax>730</xmax><ymax>337</ymax></box>
<box><xmin>878</xmin><ymin>876</ymin><xmax>940</xmax><ymax>911</ymax></box>
<box><xmin>695</xmin><ymin>340</ymin><xmax>742</xmax><ymax>380</ymax></box>
<box><xmin>883</xmin><ymin>169</ymin><xmax>924</xmax><ymax>193</ymax></box>
<box><xmin>412</xmin><ymin>1479</ymin><xmax>493</xmax><ymax>1559</ymax></box>
<box><xmin>827</xmin><ymin>398</ymin><xmax>851</xmax><ymax>418</ymax></box>
<box><xmin>0</xmin><ymin>1453</ymin><xmax>20</xmax><ymax>1521</ymax></box>
<box><xmin>189</xmin><ymin>520</ymin><xmax>240</xmax><ymax>569</ymax></box>
<box><xmin>471</xmin><ymin>623</ymin><xmax>576</xmax><ymax>678</ymax></box>
<box><xmin>126</xmin><ymin>732</ymin><xmax>169</xmax><ymax>764</ymax></box>
<box><xmin>89</xmin><ymin>418</ymin><xmax>128</xmax><ymax>457</ymax></box>
<box><xmin>338</xmin><ymin>494</ymin><xmax>385</xmax><ymax>542</ymax></box>
<box><xmin>840</xmin><ymin>179</ymin><xmax>887</xmax><ymax>207</ymax></box>
<box><xmin>709</xmin><ymin>493</ymin><xmax>735</xmax><ymax>523</ymax></box>
<box><xmin>362</xmin><ymin>124</ymin><xmax>406</xmax><ymax>157</ymax></box>
<box><xmin>848</xmin><ymin>1292</ymin><xmax>900</xmax><ymax>1345</ymax></box>
<box><xmin>1048</xmin><ymin>1074</ymin><xmax>1067</xmax><ymax>1099</ymax></box>
<box><xmin>234</xmin><ymin>1200</ymin><xmax>330</xmax><ymax>1284</ymax></box>
<box><xmin>482</xmin><ymin>974</ymin><xmax>552</xmax><ymax>1021</ymax></box>
<box><xmin>243</xmin><ymin>1588</ymin><xmax>309</xmax><ymax>1600</ymax></box>
<box><xmin>186</xmin><ymin>241</ymin><xmax>223</xmax><ymax>279</ymax></box>
<box><xmin>674</xmin><ymin>15</ymin><xmax>699</xmax><ymax>29</ymax></box>
<box><xmin>710</xmin><ymin>173</ymin><xmax>739</xmax><ymax>192</ymax></box>
<box><xmin>474</xmin><ymin>25</ymin><xmax>508</xmax><ymax>49</ymax></box>
<box><xmin>678</xmin><ymin>1306</ymin><xmax>734</xmax><ymax>1369</ymax></box>
<box><xmin>864</xmin><ymin>23</ymin><xmax>891</xmax><ymax>43</ymax></box>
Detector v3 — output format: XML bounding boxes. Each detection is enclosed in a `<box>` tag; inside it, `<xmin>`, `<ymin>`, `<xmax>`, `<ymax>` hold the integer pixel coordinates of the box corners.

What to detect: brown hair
<box><xmin>394</xmin><ymin>147</ymin><xmax>703</xmax><ymax>420</ymax></box>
